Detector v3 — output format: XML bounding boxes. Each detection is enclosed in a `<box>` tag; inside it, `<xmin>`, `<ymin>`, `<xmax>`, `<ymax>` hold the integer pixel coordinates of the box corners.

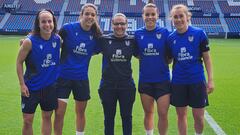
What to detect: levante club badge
<box><xmin>188</xmin><ymin>35</ymin><xmax>194</xmax><ymax>42</ymax></box>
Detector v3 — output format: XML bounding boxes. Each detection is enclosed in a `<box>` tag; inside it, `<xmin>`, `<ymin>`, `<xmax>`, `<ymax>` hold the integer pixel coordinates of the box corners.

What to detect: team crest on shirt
<box><xmin>52</xmin><ymin>42</ymin><xmax>57</xmax><ymax>48</ymax></box>
<box><xmin>125</xmin><ymin>40</ymin><xmax>130</xmax><ymax>46</ymax></box>
<box><xmin>90</xmin><ymin>35</ymin><xmax>93</xmax><ymax>40</ymax></box>
<box><xmin>173</xmin><ymin>40</ymin><xmax>176</xmax><ymax>45</ymax></box>
<box><xmin>156</xmin><ymin>33</ymin><xmax>162</xmax><ymax>39</ymax></box>
<box><xmin>141</xmin><ymin>35</ymin><xmax>144</xmax><ymax>40</ymax></box>
<box><xmin>188</xmin><ymin>35</ymin><xmax>194</xmax><ymax>42</ymax></box>
<box><xmin>109</xmin><ymin>40</ymin><xmax>112</xmax><ymax>45</ymax></box>
<box><xmin>39</xmin><ymin>44</ymin><xmax>43</xmax><ymax>50</ymax></box>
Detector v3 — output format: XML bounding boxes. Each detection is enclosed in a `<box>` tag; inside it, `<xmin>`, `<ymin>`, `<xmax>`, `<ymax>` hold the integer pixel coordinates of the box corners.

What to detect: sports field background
<box><xmin>0</xmin><ymin>35</ymin><xmax>239</xmax><ymax>134</ymax></box>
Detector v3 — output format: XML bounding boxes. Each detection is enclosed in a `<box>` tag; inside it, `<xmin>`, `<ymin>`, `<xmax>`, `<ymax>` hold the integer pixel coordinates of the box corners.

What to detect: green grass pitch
<box><xmin>0</xmin><ymin>35</ymin><xmax>239</xmax><ymax>134</ymax></box>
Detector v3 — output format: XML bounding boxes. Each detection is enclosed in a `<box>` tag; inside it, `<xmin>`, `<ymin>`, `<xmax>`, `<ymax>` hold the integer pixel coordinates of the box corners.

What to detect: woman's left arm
<box><xmin>202</xmin><ymin>51</ymin><xmax>214</xmax><ymax>94</ymax></box>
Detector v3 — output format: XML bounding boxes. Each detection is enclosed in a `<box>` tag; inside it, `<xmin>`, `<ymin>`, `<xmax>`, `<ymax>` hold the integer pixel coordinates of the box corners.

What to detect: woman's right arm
<box><xmin>16</xmin><ymin>39</ymin><xmax>32</xmax><ymax>97</ymax></box>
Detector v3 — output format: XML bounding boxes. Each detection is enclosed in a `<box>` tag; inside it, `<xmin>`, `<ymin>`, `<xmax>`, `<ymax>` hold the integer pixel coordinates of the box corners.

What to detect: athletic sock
<box><xmin>146</xmin><ymin>129</ymin><xmax>153</xmax><ymax>135</ymax></box>
<box><xmin>76</xmin><ymin>131</ymin><xmax>84</xmax><ymax>135</ymax></box>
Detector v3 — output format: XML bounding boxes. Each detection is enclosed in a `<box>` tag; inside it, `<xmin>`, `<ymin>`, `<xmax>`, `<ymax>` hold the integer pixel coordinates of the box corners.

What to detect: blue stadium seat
<box><xmin>18</xmin><ymin>0</ymin><xmax>64</xmax><ymax>12</ymax></box>
<box><xmin>218</xmin><ymin>1</ymin><xmax>240</xmax><ymax>13</ymax></box>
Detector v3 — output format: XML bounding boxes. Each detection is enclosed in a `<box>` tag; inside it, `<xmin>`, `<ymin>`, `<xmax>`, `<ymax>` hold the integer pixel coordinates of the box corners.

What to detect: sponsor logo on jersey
<box><xmin>141</xmin><ymin>35</ymin><xmax>144</xmax><ymax>40</ymax></box>
<box><xmin>177</xmin><ymin>47</ymin><xmax>193</xmax><ymax>61</ymax></box>
<box><xmin>41</xmin><ymin>53</ymin><xmax>56</xmax><ymax>67</ymax></box>
<box><xmin>73</xmin><ymin>43</ymin><xmax>88</xmax><ymax>55</ymax></box>
<box><xmin>75</xmin><ymin>32</ymin><xmax>78</xmax><ymax>36</ymax></box>
<box><xmin>143</xmin><ymin>43</ymin><xmax>159</xmax><ymax>56</ymax></box>
<box><xmin>111</xmin><ymin>49</ymin><xmax>127</xmax><ymax>62</ymax></box>
<box><xmin>173</xmin><ymin>40</ymin><xmax>176</xmax><ymax>45</ymax></box>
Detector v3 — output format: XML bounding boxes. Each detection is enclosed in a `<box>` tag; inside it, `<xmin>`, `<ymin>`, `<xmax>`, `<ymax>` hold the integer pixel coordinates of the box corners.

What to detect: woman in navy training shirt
<box><xmin>16</xmin><ymin>9</ymin><xmax>60</xmax><ymax>135</ymax></box>
<box><xmin>97</xmin><ymin>13</ymin><xmax>137</xmax><ymax>135</ymax></box>
<box><xmin>54</xmin><ymin>3</ymin><xmax>102</xmax><ymax>135</ymax></box>
<box><xmin>167</xmin><ymin>4</ymin><xmax>214</xmax><ymax>135</ymax></box>
<box><xmin>134</xmin><ymin>3</ymin><xmax>171</xmax><ymax>135</ymax></box>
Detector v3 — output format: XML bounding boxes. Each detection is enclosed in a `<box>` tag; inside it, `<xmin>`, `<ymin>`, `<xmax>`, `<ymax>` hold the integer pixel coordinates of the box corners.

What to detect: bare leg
<box><xmin>140</xmin><ymin>94</ymin><xmax>155</xmax><ymax>131</ymax></box>
<box><xmin>75</xmin><ymin>100</ymin><xmax>88</xmax><ymax>132</ymax></box>
<box><xmin>22</xmin><ymin>113</ymin><xmax>34</xmax><ymax>135</ymax></box>
<box><xmin>54</xmin><ymin>100</ymin><xmax>67</xmax><ymax>135</ymax></box>
<box><xmin>42</xmin><ymin>110</ymin><xmax>53</xmax><ymax>135</ymax></box>
<box><xmin>156</xmin><ymin>94</ymin><xmax>170</xmax><ymax>135</ymax></box>
<box><xmin>192</xmin><ymin>108</ymin><xmax>205</xmax><ymax>134</ymax></box>
<box><xmin>176</xmin><ymin>107</ymin><xmax>188</xmax><ymax>135</ymax></box>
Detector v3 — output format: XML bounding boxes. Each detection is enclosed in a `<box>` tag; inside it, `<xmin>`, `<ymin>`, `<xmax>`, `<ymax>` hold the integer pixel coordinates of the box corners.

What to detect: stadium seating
<box><xmin>0</xmin><ymin>0</ymin><xmax>14</xmax><ymax>4</ymax></box>
<box><xmin>0</xmin><ymin>15</ymin><xmax>4</xmax><ymax>22</ymax></box>
<box><xmin>169</xmin><ymin>0</ymin><xmax>187</xmax><ymax>9</ymax></box>
<box><xmin>97</xmin><ymin>0</ymin><xmax>114</xmax><ymax>14</ymax></box>
<box><xmin>191</xmin><ymin>17</ymin><xmax>224</xmax><ymax>32</ymax></box>
<box><xmin>63</xmin><ymin>16</ymin><xmax>79</xmax><ymax>24</ymax></box>
<box><xmin>2</xmin><ymin>14</ymin><xmax>58</xmax><ymax>32</ymax></box>
<box><xmin>118</xmin><ymin>0</ymin><xmax>146</xmax><ymax>14</ymax></box>
<box><xmin>193</xmin><ymin>0</ymin><xmax>216</xmax><ymax>13</ymax></box>
<box><xmin>225</xmin><ymin>18</ymin><xmax>240</xmax><ymax>32</ymax></box>
<box><xmin>0</xmin><ymin>0</ymin><xmax>239</xmax><ymax>37</ymax></box>
<box><xmin>218</xmin><ymin>1</ymin><xmax>240</xmax><ymax>13</ymax></box>
<box><xmin>18</xmin><ymin>0</ymin><xmax>64</xmax><ymax>12</ymax></box>
<box><xmin>2</xmin><ymin>15</ymin><xmax>35</xmax><ymax>31</ymax></box>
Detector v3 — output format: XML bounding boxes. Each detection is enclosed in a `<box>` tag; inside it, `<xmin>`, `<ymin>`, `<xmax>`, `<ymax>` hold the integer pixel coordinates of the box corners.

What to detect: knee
<box><xmin>23</xmin><ymin>117</ymin><xmax>33</xmax><ymax>127</ymax></box>
<box><xmin>42</xmin><ymin>112</ymin><xmax>52</xmax><ymax>121</ymax></box>
<box><xmin>158</xmin><ymin>109</ymin><xmax>168</xmax><ymax>117</ymax></box>
<box><xmin>55</xmin><ymin>109</ymin><xmax>65</xmax><ymax>119</ymax></box>
<box><xmin>194</xmin><ymin>115</ymin><xmax>204</xmax><ymax>124</ymax></box>
<box><xmin>121</xmin><ymin>114</ymin><xmax>132</xmax><ymax>121</ymax></box>
<box><xmin>144</xmin><ymin>111</ymin><xmax>154</xmax><ymax>118</ymax></box>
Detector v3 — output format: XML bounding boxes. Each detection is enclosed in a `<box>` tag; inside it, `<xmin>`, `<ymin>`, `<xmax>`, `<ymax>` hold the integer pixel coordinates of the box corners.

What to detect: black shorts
<box><xmin>21</xmin><ymin>83</ymin><xmax>58</xmax><ymax>114</ymax></box>
<box><xmin>138</xmin><ymin>81</ymin><xmax>170</xmax><ymax>100</ymax></box>
<box><xmin>170</xmin><ymin>82</ymin><xmax>209</xmax><ymax>108</ymax></box>
<box><xmin>56</xmin><ymin>77</ymin><xmax>90</xmax><ymax>101</ymax></box>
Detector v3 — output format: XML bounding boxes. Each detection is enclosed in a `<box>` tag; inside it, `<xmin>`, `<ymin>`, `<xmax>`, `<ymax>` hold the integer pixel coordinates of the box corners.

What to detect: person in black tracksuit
<box><xmin>96</xmin><ymin>13</ymin><xmax>138</xmax><ymax>135</ymax></box>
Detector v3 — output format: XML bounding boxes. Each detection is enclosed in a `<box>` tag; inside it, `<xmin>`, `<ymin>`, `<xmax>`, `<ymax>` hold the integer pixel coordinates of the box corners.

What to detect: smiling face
<box><xmin>80</xmin><ymin>6</ymin><xmax>97</xmax><ymax>30</ymax></box>
<box><xmin>142</xmin><ymin>5</ymin><xmax>158</xmax><ymax>30</ymax></box>
<box><xmin>38</xmin><ymin>11</ymin><xmax>54</xmax><ymax>36</ymax></box>
<box><xmin>170</xmin><ymin>5</ymin><xmax>191</xmax><ymax>33</ymax></box>
<box><xmin>112</xmin><ymin>14</ymin><xmax>127</xmax><ymax>38</ymax></box>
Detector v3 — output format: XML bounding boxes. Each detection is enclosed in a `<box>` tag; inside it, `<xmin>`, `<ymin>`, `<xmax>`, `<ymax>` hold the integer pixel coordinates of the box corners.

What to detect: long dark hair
<box><xmin>80</xmin><ymin>3</ymin><xmax>102</xmax><ymax>38</ymax></box>
<box><xmin>31</xmin><ymin>9</ymin><xmax>57</xmax><ymax>35</ymax></box>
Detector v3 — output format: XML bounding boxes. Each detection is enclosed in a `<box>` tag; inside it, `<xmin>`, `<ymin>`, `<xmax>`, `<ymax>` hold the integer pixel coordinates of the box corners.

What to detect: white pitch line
<box><xmin>205</xmin><ymin>110</ymin><xmax>227</xmax><ymax>135</ymax></box>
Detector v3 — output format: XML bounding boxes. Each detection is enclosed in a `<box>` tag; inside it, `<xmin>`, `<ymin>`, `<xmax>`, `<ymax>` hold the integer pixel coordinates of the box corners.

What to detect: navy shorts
<box><xmin>138</xmin><ymin>81</ymin><xmax>171</xmax><ymax>100</ymax></box>
<box><xmin>170</xmin><ymin>82</ymin><xmax>209</xmax><ymax>108</ymax></box>
<box><xmin>21</xmin><ymin>83</ymin><xmax>58</xmax><ymax>114</ymax></box>
<box><xmin>56</xmin><ymin>77</ymin><xmax>90</xmax><ymax>101</ymax></box>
